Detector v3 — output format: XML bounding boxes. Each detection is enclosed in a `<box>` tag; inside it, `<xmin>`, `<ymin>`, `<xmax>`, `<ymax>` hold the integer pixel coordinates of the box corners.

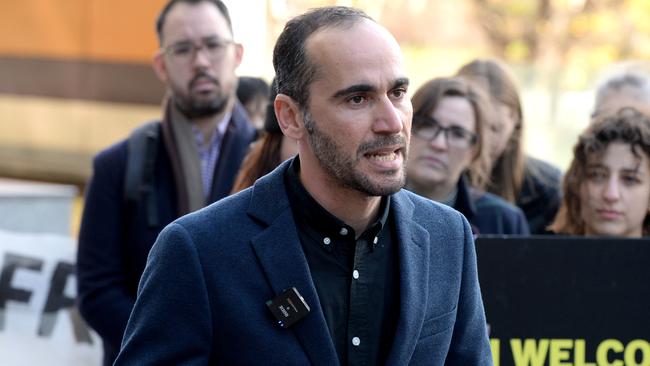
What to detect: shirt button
<box><xmin>323</xmin><ymin>237</ymin><xmax>331</xmax><ymax>245</ymax></box>
<box><xmin>352</xmin><ymin>337</ymin><xmax>361</xmax><ymax>346</ymax></box>
<box><xmin>340</xmin><ymin>227</ymin><xmax>348</xmax><ymax>236</ymax></box>
<box><xmin>352</xmin><ymin>270</ymin><xmax>359</xmax><ymax>279</ymax></box>
<box><xmin>373</xmin><ymin>236</ymin><xmax>378</xmax><ymax>244</ymax></box>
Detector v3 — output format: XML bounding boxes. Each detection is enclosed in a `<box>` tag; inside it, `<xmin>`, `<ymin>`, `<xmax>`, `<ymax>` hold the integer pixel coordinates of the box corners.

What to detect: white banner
<box><xmin>0</xmin><ymin>229</ymin><xmax>101</xmax><ymax>366</ymax></box>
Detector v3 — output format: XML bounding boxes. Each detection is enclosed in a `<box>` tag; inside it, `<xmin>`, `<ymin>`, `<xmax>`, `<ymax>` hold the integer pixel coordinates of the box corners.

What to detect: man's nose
<box><xmin>373</xmin><ymin>96</ymin><xmax>404</xmax><ymax>135</ymax></box>
<box><xmin>192</xmin><ymin>45</ymin><xmax>211</xmax><ymax>69</ymax></box>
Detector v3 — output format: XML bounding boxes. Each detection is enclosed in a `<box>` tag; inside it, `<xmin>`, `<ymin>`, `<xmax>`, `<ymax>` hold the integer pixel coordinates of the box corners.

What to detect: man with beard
<box><xmin>76</xmin><ymin>1</ymin><xmax>256</xmax><ymax>365</ymax></box>
<box><xmin>115</xmin><ymin>6</ymin><xmax>492</xmax><ymax>366</ymax></box>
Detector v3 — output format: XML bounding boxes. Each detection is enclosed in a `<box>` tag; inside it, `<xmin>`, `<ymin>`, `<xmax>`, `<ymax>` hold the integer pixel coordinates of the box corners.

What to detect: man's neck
<box><xmin>184</xmin><ymin>98</ymin><xmax>233</xmax><ymax>145</ymax></box>
<box><xmin>298</xmin><ymin>153</ymin><xmax>382</xmax><ymax>235</ymax></box>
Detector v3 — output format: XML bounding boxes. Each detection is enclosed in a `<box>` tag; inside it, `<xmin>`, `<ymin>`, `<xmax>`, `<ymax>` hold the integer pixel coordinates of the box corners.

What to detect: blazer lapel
<box><xmin>248</xmin><ymin>162</ymin><xmax>339</xmax><ymax>366</ymax></box>
<box><xmin>385</xmin><ymin>191</ymin><xmax>431</xmax><ymax>364</ymax></box>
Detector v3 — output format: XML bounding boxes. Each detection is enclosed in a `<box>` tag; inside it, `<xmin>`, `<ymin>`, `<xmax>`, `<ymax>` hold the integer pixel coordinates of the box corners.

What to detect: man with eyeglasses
<box><xmin>76</xmin><ymin>1</ymin><xmax>256</xmax><ymax>365</ymax></box>
<box><xmin>406</xmin><ymin>77</ymin><xmax>529</xmax><ymax>236</ymax></box>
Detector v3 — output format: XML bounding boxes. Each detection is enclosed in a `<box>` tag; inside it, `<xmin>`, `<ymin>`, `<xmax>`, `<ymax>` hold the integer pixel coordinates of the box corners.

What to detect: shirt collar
<box><xmin>190</xmin><ymin>111</ymin><xmax>232</xmax><ymax>148</ymax></box>
<box><xmin>284</xmin><ymin>156</ymin><xmax>391</xmax><ymax>242</ymax></box>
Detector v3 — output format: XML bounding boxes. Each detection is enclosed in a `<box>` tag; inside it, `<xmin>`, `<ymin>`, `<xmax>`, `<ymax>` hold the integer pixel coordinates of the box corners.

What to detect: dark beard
<box><xmin>174</xmin><ymin>72</ymin><xmax>228</xmax><ymax>118</ymax></box>
<box><xmin>173</xmin><ymin>94</ymin><xmax>228</xmax><ymax>119</ymax></box>
<box><xmin>304</xmin><ymin>111</ymin><xmax>407</xmax><ymax>197</ymax></box>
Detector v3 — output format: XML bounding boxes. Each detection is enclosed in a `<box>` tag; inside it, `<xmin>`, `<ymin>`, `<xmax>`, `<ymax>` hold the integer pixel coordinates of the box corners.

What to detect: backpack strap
<box><xmin>124</xmin><ymin>120</ymin><xmax>161</xmax><ymax>228</ymax></box>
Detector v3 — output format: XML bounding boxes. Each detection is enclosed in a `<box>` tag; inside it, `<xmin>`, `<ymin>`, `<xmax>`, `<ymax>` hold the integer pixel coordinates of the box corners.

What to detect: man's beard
<box><xmin>173</xmin><ymin>72</ymin><xmax>229</xmax><ymax>119</ymax></box>
<box><xmin>304</xmin><ymin>111</ymin><xmax>407</xmax><ymax>197</ymax></box>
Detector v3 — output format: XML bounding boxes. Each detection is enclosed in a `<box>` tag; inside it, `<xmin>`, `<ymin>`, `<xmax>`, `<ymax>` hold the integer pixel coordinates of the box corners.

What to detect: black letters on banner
<box><xmin>0</xmin><ymin>252</ymin><xmax>43</xmax><ymax>330</ymax></box>
<box><xmin>38</xmin><ymin>261</ymin><xmax>93</xmax><ymax>344</ymax></box>
<box><xmin>476</xmin><ymin>236</ymin><xmax>650</xmax><ymax>366</ymax></box>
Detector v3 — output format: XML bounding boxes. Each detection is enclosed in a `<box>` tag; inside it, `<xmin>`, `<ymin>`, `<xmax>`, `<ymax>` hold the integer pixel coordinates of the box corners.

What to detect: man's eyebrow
<box><xmin>331</xmin><ymin>84</ymin><xmax>376</xmax><ymax>99</ymax></box>
<box><xmin>330</xmin><ymin>78</ymin><xmax>410</xmax><ymax>100</ymax></box>
<box><xmin>392</xmin><ymin>77</ymin><xmax>410</xmax><ymax>89</ymax></box>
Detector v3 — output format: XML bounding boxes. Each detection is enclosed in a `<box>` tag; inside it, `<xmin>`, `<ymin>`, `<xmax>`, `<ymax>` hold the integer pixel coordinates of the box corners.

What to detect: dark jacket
<box><xmin>76</xmin><ymin>103</ymin><xmax>256</xmax><ymax>366</ymax></box>
<box><xmin>114</xmin><ymin>158</ymin><xmax>493</xmax><ymax>365</ymax></box>
<box><xmin>518</xmin><ymin>157</ymin><xmax>563</xmax><ymax>235</ymax></box>
<box><xmin>454</xmin><ymin>175</ymin><xmax>530</xmax><ymax>235</ymax></box>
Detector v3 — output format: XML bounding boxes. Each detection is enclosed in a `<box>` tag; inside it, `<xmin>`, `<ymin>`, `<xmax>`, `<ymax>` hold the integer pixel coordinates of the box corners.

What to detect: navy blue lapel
<box><xmin>210</xmin><ymin>102</ymin><xmax>257</xmax><ymax>200</ymax></box>
<box><xmin>385</xmin><ymin>191</ymin><xmax>430</xmax><ymax>364</ymax></box>
<box><xmin>247</xmin><ymin>161</ymin><xmax>339</xmax><ymax>366</ymax></box>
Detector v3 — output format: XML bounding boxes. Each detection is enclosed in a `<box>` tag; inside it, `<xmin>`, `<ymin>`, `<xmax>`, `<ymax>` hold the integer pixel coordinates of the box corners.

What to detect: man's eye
<box><xmin>173</xmin><ymin>45</ymin><xmax>192</xmax><ymax>55</ymax></box>
<box><xmin>204</xmin><ymin>41</ymin><xmax>221</xmax><ymax>50</ymax></box>
<box><xmin>391</xmin><ymin>88</ymin><xmax>406</xmax><ymax>99</ymax></box>
<box><xmin>348</xmin><ymin>95</ymin><xmax>366</xmax><ymax>105</ymax></box>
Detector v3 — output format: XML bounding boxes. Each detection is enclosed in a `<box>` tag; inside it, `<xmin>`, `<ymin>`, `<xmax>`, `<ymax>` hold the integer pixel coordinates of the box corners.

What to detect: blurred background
<box><xmin>2</xmin><ymin>0</ymin><xmax>650</xmax><ymax>236</ymax></box>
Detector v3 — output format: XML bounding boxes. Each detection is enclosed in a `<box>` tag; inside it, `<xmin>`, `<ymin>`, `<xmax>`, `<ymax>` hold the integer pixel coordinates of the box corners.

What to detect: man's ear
<box><xmin>233</xmin><ymin>43</ymin><xmax>244</xmax><ymax>68</ymax></box>
<box><xmin>152</xmin><ymin>51</ymin><xmax>168</xmax><ymax>83</ymax></box>
<box><xmin>275</xmin><ymin>94</ymin><xmax>305</xmax><ymax>140</ymax></box>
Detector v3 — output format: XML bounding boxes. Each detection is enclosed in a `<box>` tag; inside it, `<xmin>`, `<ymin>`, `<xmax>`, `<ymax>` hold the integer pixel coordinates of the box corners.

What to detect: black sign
<box><xmin>476</xmin><ymin>236</ymin><xmax>650</xmax><ymax>366</ymax></box>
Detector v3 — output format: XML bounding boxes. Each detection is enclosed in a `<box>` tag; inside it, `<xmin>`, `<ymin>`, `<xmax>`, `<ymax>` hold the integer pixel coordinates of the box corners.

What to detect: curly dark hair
<box><xmin>550</xmin><ymin>107</ymin><xmax>650</xmax><ymax>235</ymax></box>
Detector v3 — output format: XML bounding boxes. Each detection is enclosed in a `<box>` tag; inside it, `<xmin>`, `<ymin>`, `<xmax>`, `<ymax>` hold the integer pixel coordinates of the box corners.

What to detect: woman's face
<box><xmin>407</xmin><ymin>96</ymin><xmax>477</xmax><ymax>197</ymax></box>
<box><xmin>579</xmin><ymin>142</ymin><xmax>650</xmax><ymax>237</ymax></box>
<box><xmin>486</xmin><ymin>101</ymin><xmax>517</xmax><ymax>160</ymax></box>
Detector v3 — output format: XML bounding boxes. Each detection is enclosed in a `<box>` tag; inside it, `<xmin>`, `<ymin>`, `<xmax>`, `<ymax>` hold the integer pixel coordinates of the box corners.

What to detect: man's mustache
<box><xmin>189</xmin><ymin>72</ymin><xmax>219</xmax><ymax>89</ymax></box>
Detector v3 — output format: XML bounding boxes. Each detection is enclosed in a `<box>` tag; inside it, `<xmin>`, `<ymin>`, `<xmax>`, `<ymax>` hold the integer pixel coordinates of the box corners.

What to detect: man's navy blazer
<box><xmin>115</xmin><ymin>159</ymin><xmax>493</xmax><ymax>365</ymax></box>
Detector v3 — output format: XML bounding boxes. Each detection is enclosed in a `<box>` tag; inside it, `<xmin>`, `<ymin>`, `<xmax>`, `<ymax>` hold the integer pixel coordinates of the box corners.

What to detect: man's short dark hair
<box><xmin>156</xmin><ymin>0</ymin><xmax>233</xmax><ymax>45</ymax></box>
<box><xmin>272</xmin><ymin>6</ymin><xmax>372</xmax><ymax>110</ymax></box>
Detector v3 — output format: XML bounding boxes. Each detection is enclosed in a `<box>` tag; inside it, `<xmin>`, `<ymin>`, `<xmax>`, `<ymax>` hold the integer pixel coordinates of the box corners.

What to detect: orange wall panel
<box><xmin>88</xmin><ymin>0</ymin><xmax>167</xmax><ymax>62</ymax></box>
<box><xmin>0</xmin><ymin>0</ymin><xmax>86</xmax><ymax>58</ymax></box>
<box><xmin>0</xmin><ymin>0</ymin><xmax>166</xmax><ymax>63</ymax></box>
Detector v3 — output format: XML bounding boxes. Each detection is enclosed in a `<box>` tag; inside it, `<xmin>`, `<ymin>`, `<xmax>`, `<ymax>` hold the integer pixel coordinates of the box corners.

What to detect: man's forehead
<box><xmin>162</xmin><ymin>2</ymin><xmax>232</xmax><ymax>42</ymax></box>
<box><xmin>305</xmin><ymin>20</ymin><xmax>406</xmax><ymax>90</ymax></box>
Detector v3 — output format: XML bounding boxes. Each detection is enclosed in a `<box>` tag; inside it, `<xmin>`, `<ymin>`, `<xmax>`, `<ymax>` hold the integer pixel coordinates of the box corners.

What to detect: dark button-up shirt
<box><xmin>284</xmin><ymin>158</ymin><xmax>399</xmax><ymax>366</ymax></box>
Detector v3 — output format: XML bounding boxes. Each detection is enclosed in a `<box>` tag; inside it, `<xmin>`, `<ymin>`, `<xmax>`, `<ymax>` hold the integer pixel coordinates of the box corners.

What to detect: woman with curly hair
<box><xmin>550</xmin><ymin>107</ymin><xmax>650</xmax><ymax>237</ymax></box>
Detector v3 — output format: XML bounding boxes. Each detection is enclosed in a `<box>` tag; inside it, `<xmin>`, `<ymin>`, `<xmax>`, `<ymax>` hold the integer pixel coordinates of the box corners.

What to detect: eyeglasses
<box><xmin>412</xmin><ymin>115</ymin><xmax>478</xmax><ymax>149</ymax></box>
<box><xmin>163</xmin><ymin>36</ymin><xmax>234</xmax><ymax>63</ymax></box>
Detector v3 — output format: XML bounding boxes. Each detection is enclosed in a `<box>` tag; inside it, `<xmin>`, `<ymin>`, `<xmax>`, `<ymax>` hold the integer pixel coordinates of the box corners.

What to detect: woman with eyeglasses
<box><xmin>457</xmin><ymin>58</ymin><xmax>563</xmax><ymax>234</ymax></box>
<box><xmin>406</xmin><ymin>77</ymin><xmax>530</xmax><ymax>235</ymax></box>
<box><xmin>550</xmin><ymin>107</ymin><xmax>650</xmax><ymax>237</ymax></box>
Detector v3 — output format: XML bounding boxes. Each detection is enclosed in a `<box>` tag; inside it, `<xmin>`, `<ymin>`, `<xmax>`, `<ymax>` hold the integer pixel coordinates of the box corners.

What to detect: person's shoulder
<box><xmin>92</xmin><ymin>138</ymin><xmax>128</xmax><ymax>168</ymax></box>
<box><xmin>395</xmin><ymin>189</ymin><xmax>464</xmax><ymax>222</ymax></box>
<box><xmin>231</xmin><ymin>102</ymin><xmax>259</xmax><ymax>139</ymax></box>
<box><xmin>526</xmin><ymin>156</ymin><xmax>563</xmax><ymax>185</ymax></box>
<box><xmin>474</xmin><ymin>190</ymin><xmax>524</xmax><ymax>214</ymax></box>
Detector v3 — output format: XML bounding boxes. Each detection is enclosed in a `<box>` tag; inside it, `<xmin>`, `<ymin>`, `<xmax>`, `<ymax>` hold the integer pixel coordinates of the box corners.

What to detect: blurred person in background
<box><xmin>592</xmin><ymin>70</ymin><xmax>650</xmax><ymax>118</ymax></box>
<box><xmin>457</xmin><ymin>58</ymin><xmax>562</xmax><ymax>235</ymax></box>
<box><xmin>237</xmin><ymin>75</ymin><xmax>270</xmax><ymax>129</ymax></box>
<box><xmin>232</xmin><ymin>78</ymin><xmax>297</xmax><ymax>192</ymax></box>
<box><xmin>550</xmin><ymin>107</ymin><xmax>650</xmax><ymax>237</ymax></box>
<box><xmin>76</xmin><ymin>1</ymin><xmax>257</xmax><ymax>365</ymax></box>
<box><xmin>406</xmin><ymin>77</ymin><xmax>529</xmax><ymax>235</ymax></box>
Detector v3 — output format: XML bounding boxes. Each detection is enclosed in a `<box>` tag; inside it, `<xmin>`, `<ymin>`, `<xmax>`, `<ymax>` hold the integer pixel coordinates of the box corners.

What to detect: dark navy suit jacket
<box><xmin>114</xmin><ymin>159</ymin><xmax>493</xmax><ymax>365</ymax></box>
<box><xmin>454</xmin><ymin>175</ymin><xmax>530</xmax><ymax>235</ymax></box>
<box><xmin>76</xmin><ymin>103</ymin><xmax>256</xmax><ymax>365</ymax></box>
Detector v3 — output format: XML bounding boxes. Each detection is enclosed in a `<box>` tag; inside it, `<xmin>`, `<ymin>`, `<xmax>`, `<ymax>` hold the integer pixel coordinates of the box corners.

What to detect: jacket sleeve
<box><xmin>114</xmin><ymin>223</ymin><xmax>213</xmax><ymax>365</ymax></box>
<box><xmin>446</xmin><ymin>212</ymin><xmax>494</xmax><ymax>365</ymax></box>
<box><xmin>76</xmin><ymin>147</ymin><xmax>134</xmax><ymax>351</ymax></box>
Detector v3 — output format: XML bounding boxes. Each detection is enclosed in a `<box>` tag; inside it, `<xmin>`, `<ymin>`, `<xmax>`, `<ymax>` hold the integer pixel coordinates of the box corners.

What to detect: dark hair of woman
<box><xmin>231</xmin><ymin>79</ymin><xmax>285</xmax><ymax>193</ymax></box>
<box><xmin>550</xmin><ymin>107</ymin><xmax>650</xmax><ymax>235</ymax></box>
<box><xmin>456</xmin><ymin>58</ymin><xmax>526</xmax><ymax>203</ymax></box>
<box><xmin>410</xmin><ymin>76</ymin><xmax>492</xmax><ymax>189</ymax></box>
